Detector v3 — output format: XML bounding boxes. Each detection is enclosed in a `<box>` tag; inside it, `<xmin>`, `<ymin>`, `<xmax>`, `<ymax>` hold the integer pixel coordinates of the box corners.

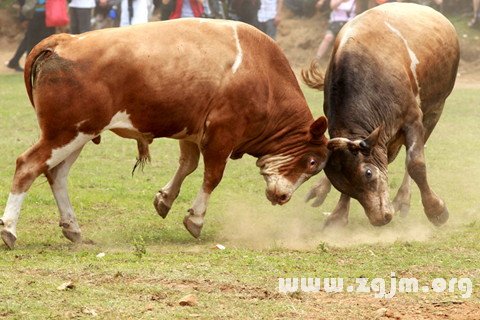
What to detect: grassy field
<box><xmin>0</xmin><ymin>73</ymin><xmax>479</xmax><ymax>319</ymax></box>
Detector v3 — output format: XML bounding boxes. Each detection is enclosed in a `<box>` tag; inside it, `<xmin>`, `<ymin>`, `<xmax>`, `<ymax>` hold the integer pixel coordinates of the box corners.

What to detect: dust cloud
<box><xmin>217</xmin><ymin>196</ymin><xmax>436</xmax><ymax>250</ymax></box>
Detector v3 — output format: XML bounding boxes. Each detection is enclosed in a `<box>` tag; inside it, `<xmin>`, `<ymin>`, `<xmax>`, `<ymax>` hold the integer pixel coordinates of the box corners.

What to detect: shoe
<box><xmin>468</xmin><ymin>18</ymin><xmax>478</xmax><ymax>28</ymax></box>
<box><xmin>5</xmin><ymin>60</ymin><xmax>24</xmax><ymax>72</ymax></box>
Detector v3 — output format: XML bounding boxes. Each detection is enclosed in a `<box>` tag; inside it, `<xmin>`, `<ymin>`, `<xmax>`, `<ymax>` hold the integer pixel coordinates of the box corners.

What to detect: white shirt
<box><xmin>69</xmin><ymin>0</ymin><xmax>96</xmax><ymax>8</ymax></box>
<box><xmin>258</xmin><ymin>0</ymin><xmax>277</xmax><ymax>23</ymax></box>
<box><xmin>330</xmin><ymin>0</ymin><xmax>356</xmax><ymax>22</ymax></box>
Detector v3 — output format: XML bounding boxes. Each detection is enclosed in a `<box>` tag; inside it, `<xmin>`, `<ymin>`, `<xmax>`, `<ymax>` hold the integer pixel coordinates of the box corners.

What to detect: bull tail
<box><xmin>301</xmin><ymin>60</ymin><xmax>325</xmax><ymax>91</ymax></box>
<box><xmin>24</xmin><ymin>34</ymin><xmax>72</xmax><ymax>108</ymax></box>
<box><xmin>132</xmin><ymin>140</ymin><xmax>152</xmax><ymax>176</ymax></box>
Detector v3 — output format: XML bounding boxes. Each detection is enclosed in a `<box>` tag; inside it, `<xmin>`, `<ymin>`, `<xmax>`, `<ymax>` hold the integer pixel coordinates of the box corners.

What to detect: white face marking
<box><xmin>385</xmin><ymin>22</ymin><xmax>420</xmax><ymax>95</ymax></box>
<box><xmin>256</xmin><ymin>154</ymin><xmax>295</xmax><ymax>176</ymax></box>
<box><xmin>1</xmin><ymin>192</ymin><xmax>26</xmax><ymax>232</ymax></box>
<box><xmin>257</xmin><ymin>154</ymin><xmax>307</xmax><ymax>201</ymax></box>
<box><xmin>231</xmin><ymin>25</ymin><xmax>243</xmax><ymax>74</ymax></box>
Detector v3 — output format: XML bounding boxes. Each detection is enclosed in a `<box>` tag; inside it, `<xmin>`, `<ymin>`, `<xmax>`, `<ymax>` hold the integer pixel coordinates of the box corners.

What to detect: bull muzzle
<box><xmin>265</xmin><ymin>189</ymin><xmax>291</xmax><ymax>205</ymax></box>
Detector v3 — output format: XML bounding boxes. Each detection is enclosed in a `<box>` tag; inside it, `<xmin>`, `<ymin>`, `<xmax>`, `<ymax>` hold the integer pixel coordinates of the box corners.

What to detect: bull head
<box><xmin>324</xmin><ymin>126</ymin><xmax>394</xmax><ymax>226</ymax></box>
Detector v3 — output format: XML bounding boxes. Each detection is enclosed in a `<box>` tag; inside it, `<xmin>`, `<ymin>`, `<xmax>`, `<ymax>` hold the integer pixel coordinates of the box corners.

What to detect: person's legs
<box><xmin>26</xmin><ymin>12</ymin><xmax>55</xmax><ymax>54</ymax></box>
<box><xmin>469</xmin><ymin>0</ymin><xmax>480</xmax><ymax>27</ymax></box>
<box><xmin>265</xmin><ymin>19</ymin><xmax>276</xmax><ymax>39</ymax></box>
<box><xmin>70</xmin><ymin>7</ymin><xmax>80</xmax><ymax>34</ymax></box>
<box><xmin>76</xmin><ymin>8</ymin><xmax>93</xmax><ymax>33</ymax></box>
<box><xmin>6</xmin><ymin>33</ymin><xmax>28</xmax><ymax>71</ymax></box>
<box><xmin>315</xmin><ymin>31</ymin><xmax>334</xmax><ymax>61</ymax></box>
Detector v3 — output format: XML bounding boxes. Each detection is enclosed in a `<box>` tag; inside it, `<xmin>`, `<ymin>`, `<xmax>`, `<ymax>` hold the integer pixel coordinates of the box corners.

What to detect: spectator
<box><xmin>166</xmin><ymin>0</ymin><xmax>204</xmax><ymax>18</ymax></box>
<box><xmin>284</xmin><ymin>0</ymin><xmax>318</xmax><ymax>17</ymax></box>
<box><xmin>5</xmin><ymin>0</ymin><xmax>28</xmax><ymax>72</ymax></box>
<box><xmin>258</xmin><ymin>0</ymin><xmax>283</xmax><ymax>40</ymax></box>
<box><xmin>23</xmin><ymin>0</ymin><xmax>55</xmax><ymax>53</ymax></box>
<box><xmin>158</xmin><ymin>0</ymin><xmax>176</xmax><ymax>20</ymax></box>
<box><xmin>231</xmin><ymin>0</ymin><xmax>260</xmax><ymax>26</ymax></box>
<box><xmin>69</xmin><ymin>0</ymin><xmax>96</xmax><ymax>33</ymax></box>
<box><xmin>314</xmin><ymin>0</ymin><xmax>355</xmax><ymax>62</ymax></box>
<box><xmin>120</xmin><ymin>0</ymin><xmax>149</xmax><ymax>26</ymax></box>
<box><xmin>469</xmin><ymin>0</ymin><xmax>480</xmax><ymax>27</ymax></box>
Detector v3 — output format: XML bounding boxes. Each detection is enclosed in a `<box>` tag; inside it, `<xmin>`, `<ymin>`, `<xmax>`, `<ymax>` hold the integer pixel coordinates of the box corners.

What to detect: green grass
<box><xmin>0</xmin><ymin>74</ymin><xmax>479</xmax><ymax>319</ymax></box>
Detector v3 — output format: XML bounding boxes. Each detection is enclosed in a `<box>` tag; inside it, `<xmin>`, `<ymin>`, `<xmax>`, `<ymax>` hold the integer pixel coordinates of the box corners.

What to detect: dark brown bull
<box><xmin>302</xmin><ymin>3</ymin><xmax>459</xmax><ymax>227</ymax></box>
<box><xmin>0</xmin><ymin>19</ymin><xmax>329</xmax><ymax>249</ymax></box>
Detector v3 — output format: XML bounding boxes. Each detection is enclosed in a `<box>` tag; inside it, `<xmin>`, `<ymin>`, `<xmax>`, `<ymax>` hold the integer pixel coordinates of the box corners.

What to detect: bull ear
<box><xmin>360</xmin><ymin>126</ymin><xmax>382</xmax><ymax>151</ymax></box>
<box><xmin>310</xmin><ymin>116</ymin><xmax>328</xmax><ymax>141</ymax></box>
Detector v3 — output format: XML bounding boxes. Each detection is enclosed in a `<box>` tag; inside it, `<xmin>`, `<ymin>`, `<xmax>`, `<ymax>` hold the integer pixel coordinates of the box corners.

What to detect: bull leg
<box><xmin>323</xmin><ymin>193</ymin><xmax>351</xmax><ymax>229</ymax></box>
<box><xmin>45</xmin><ymin>147</ymin><xmax>83</xmax><ymax>243</ymax></box>
<box><xmin>1</xmin><ymin>141</ymin><xmax>55</xmax><ymax>249</ymax></box>
<box><xmin>392</xmin><ymin>167</ymin><xmax>412</xmax><ymax>218</ymax></box>
<box><xmin>1</xmin><ymin>133</ymin><xmax>94</xmax><ymax>249</ymax></box>
<box><xmin>305</xmin><ymin>175</ymin><xmax>332</xmax><ymax>207</ymax></box>
<box><xmin>153</xmin><ymin>141</ymin><xmax>200</xmax><ymax>218</ymax></box>
<box><xmin>405</xmin><ymin>122</ymin><xmax>448</xmax><ymax>226</ymax></box>
<box><xmin>183</xmin><ymin>129</ymin><xmax>234</xmax><ymax>238</ymax></box>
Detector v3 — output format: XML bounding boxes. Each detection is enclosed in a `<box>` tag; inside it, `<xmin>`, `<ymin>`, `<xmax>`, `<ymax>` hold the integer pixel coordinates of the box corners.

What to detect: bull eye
<box><xmin>310</xmin><ymin>159</ymin><xmax>317</xmax><ymax>166</ymax></box>
<box><xmin>365</xmin><ymin>168</ymin><xmax>372</xmax><ymax>179</ymax></box>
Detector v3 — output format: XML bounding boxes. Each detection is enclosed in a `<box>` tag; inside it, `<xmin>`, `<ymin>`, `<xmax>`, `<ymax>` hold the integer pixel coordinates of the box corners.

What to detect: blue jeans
<box><xmin>259</xmin><ymin>19</ymin><xmax>276</xmax><ymax>40</ymax></box>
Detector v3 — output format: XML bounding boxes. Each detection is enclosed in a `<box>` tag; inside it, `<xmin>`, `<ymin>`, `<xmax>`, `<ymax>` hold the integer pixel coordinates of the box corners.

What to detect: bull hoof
<box><xmin>153</xmin><ymin>192</ymin><xmax>171</xmax><ymax>219</ymax></box>
<box><xmin>62</xmin><ymin>229</ymin><xmax>82</xmax><ymax>243</ymax></box>
<box><xmin>1</xmin><ymin>229</ymin><xmax>16</xmax><ymax>250</ymax></box>
<box><xmin>183</xmin><ymin>213</ymin><xmax>203</xmax><ymax>239</ymax></box>
<box><xmin>322</xmin><ymin>216</ymin><xmax>348</xmax><ymax>230</ymax></box>
<box><xmin>427</xmin><ymin>207</ymin><xmax>449</xmax><ymax>226</ymax></box>
<box><xmin>399</xmin><ymin>204</ymin><xmax>410</xmax><ymax>218</ymax></box>
<box><xmin>305</xmin><ymin>186</ymin><xmax>329</xmax><ymax>207</ymax></box>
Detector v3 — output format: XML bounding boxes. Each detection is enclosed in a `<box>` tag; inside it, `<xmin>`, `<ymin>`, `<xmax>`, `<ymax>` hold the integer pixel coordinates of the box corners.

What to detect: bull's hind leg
<box><xmin>1</xmin><ymin>141</ymin><xmax>56</xmax><ymax>249</ymax></box>
<box><xmin>153</xmin><ymin>141</ymin><xmax>200</xmax><ymax>218</ymax></box>
<box><xmin>45</xmin><ymin>147</ymin><xmax>84</xmax><ymax>243</ymax></box>
<box><xmin>1</xmin><ymin>133</ymin><xmax>94</xmax><ymax>249</ymax></box>
<box><xmin>0</xmin><ymin>141</ymin><xmax>51</xmax><ymax>249</ymax></box>
<box><xmin>405</xmin><ymin>121</ymin><xmax>448</xmax><ymax>226</ymax></box>
<box><xmin>392</xmin><ymin>167</ymin><xmax>412</xmax><ymax>218</ymax></box>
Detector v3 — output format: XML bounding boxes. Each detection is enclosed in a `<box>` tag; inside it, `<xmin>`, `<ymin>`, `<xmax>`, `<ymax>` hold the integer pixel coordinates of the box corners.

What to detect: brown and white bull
<box><xmin>0</xmin><ymin>19</ymin><xmax>329</xmax><ymax>249</ymax></box>
<box><xmin>302</xmin><ymin>3</ymin><xmax>459</xmax><ymax>227</ymax></box>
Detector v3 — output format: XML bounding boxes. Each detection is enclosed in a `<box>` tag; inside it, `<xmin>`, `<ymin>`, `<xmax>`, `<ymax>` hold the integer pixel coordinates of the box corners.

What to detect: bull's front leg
<box><xmin>153</xmin><ymin>141</ymin><xmax>200</xmax><ymax>218</ymax></box>
<box><xmin>183</xmin><ymin>152</ymin><xmax>228</xmax><ymax>238</ymax></box>
<box><xmin>305</xmin><ymin>175</ymin><xmax>332</xmax><ymax>207</ymax></box>
<box><xmin>183</xmin><ymin>125</ymin><xmax>235</xmax><ymax>238</ymax></box>
<box><xmin>323</xmin><ymin>193</ymin><xmax>350</xmax><ymax>229</ymax></box>
<box><xmin>392</xmin><ymin>166</ymin><xmax>412</xmax><ymax>218</ymax></box>
<box><xmin>405</xmin><ymin>122</ymin><xmax>449</xmax><ymax>226</ymax></box>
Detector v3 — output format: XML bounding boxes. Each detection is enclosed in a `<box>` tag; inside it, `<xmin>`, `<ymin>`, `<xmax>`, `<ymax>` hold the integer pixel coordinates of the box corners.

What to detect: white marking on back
<box><xmin>385</xmin><ymin>22</ymin><xmax>420</xmax><ymax>96</ymax></box>
<box><xmin>338</xmin><ymin>25</ymin><xmax>355</xmax><ymax>52</ymax></box>
<box><xmin>232</xmin><ymin>25</ymin><xmax>243</xmax><ymax>74</ymax></box>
